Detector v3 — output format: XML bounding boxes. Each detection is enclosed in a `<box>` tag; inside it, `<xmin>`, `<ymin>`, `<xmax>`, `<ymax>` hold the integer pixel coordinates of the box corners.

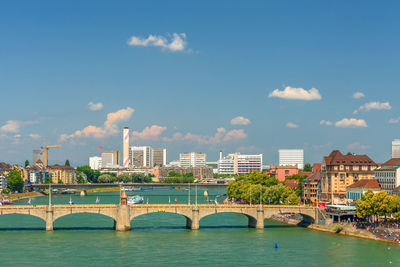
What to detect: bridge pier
<box><xmin>45</xmin><ymin>207</ymin><xmax>54</xmax><ymax>231</ymax></box>
<box><xmin>115</xmin><ymin>190</ymin><xmax>131</xmax><ymax>231</ymax></box>
<box><xmin>248</xmin><ymin>209</ymin><xmax>264</xmax><ymax>229</ymax></box>
<box><xmin>186</xmin><ymin>207</ymin><xmax>199</xmax><ymax>230</ymax></box>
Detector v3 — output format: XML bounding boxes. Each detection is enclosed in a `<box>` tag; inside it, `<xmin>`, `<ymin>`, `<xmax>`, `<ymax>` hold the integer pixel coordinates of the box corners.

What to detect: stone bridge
<box><xmin>0</xmin><ymin>203</ymin><xmax>329</xmax><ymax>231</ymax></box>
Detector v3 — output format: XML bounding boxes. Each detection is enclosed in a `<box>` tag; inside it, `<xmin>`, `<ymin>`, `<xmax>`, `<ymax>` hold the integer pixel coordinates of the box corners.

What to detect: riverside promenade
<box><xmin>0</xmin><ymin>191</ymin><xmax>330</xmax><ymax>231</ymax></box>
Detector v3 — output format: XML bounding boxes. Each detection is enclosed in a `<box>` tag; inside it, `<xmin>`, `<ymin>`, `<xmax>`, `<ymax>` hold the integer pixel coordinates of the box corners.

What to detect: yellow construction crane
<box><xmin>41</xmin><ymin>145</ymin><xmax>61</xmax><ymax>167</ymax></box>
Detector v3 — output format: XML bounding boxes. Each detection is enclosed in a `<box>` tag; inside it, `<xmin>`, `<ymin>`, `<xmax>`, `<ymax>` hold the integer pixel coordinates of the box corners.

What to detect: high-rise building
<box><xmin>130</xmin><ymin>146</ymin><xmax>153</xmax><ymax>168</ymax></box>
<box><xmin>279</xmin><ymin>149</ymin><xmax>304</xmax><ymax>169</ymax></box>
<box><xmin>32</xmin><ymin>150</ymin><xmax>44</xmax><ymax>165</ymax></box>
<box><xmin>392</xmin><ymin>139</ymin><xmax>400</xmax><ymax>158</ymax></box>
<box><xmin>218</xmin><ymin>153</ymin><xmax>263</xmax><ymax>175</ymax></box>
<box><xmin>153</xmin><ymin>149</ymin><xmax>167</xmax><ymax>166</ymax></box>
<box><xmin>123</xmin><ymin>127</ymin><xmax>130</xmax><ymax>168</ymax></box>
<box><xmin>101</xmin><ymin>150</ymin><xmax>120</xmax><ymax>168</ymax></box>
<box><xmin>89</xmin><ymin>156</ymin><xmax>102</xmax><ymax>170</ymax></box>
<box><xmin>179</xmin><ymin>152</ymin><xmax>206</xmax><ymax>167</ymax></box>
<box><xmin>320</xmin><ymin>150</ymin><xmax>377</xmax><ymax>204</ymax></box>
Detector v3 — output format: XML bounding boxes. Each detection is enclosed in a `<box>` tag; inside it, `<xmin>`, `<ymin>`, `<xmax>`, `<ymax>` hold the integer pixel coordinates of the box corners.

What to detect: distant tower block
<box><xmin>123</xmin><ymin>127</ymin><xmax>130</xmax><ymax>167</ymax></box>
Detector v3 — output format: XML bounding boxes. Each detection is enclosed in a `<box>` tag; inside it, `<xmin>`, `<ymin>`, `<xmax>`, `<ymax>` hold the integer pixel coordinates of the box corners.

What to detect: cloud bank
<box><xmin>335</xmin><ymin>118</ymin><xmax>367</xmax><ymax>128</ymax></box>
<box><xmin>60</xmin><ymin>107</ymin><xmax>134</xmax><ymax>142</ymax></box>
<box><xmin>88</xmin><ymin>102</ymin><xmax>103</xmax><ymax>111</ymax></box>
<box><xmin>0</xmin><ymin>120</ymin><xmax>38</xmax><ymax>133</ymax></box>
<box><xmin>128</xmin><ymin>33</ymin><xmax>188</xmax><ymax>52</ymax></box>
<box><xmin>269</xmin><ymin>86</ymin><xmax>322</xmax><ymax>101</ymax></box>
<box><xmin>231</xmin><ymin>116</ymin><xmax>251</xmax><ymax>125</ymax></box>
<box><xmin>353</xmin><ymin>101</ymin><xmax>391</xmax><ymax>114</ymax></box>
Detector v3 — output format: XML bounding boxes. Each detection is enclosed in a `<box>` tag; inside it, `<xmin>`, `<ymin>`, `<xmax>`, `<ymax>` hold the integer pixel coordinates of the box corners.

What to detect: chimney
<box><xmin>123</xmin><ymin>127</ymin><xmax>130</xmax><ymax>168</ymax></box>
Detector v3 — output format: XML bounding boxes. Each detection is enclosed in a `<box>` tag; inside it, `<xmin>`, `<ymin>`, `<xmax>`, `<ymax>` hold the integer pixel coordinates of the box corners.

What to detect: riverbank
<box><xmin>7</xmin><ymin>191</ymin><xmax>45</xmax><ymax>201</ymax></box>
<box><xmin>86</xmin><ymin>187</ymin><xmax>120</xmax><ymax>193</ymax></box>
<box><xmin>269</xmin><ymin>213</ymin><xmax>399</xmax><ymax>245</ymax></box>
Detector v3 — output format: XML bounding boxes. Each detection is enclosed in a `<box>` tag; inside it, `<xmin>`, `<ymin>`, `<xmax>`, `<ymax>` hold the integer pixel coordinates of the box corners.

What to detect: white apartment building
<box><xmin>392</xmin><ymin>139</ymin><xmax>400</xmax><ymax>158</ymax></box>
<box><xmin>279</xmin><ymin>149</ymin><xmax>304</xmax><ymax>170</ymax></box>
<box><xmin>89</xmin><ymin>156</ymin><xmax>102</xmax><ymax>170</ymax></box>
<box><xmin>218</xmin><ymin>153</ymin><xmax>263</xmax><ymax>175</ymax></box>
<box><xmin>218</xmin><ymin>158</ymin><xmax>235</xmax><ymax>174</ymax></box>
<box><xmin>130</xmin><ymin>146</ymin><xmax>153</xmax><ymax>168</ymax></box>
<box><xmin>0</xmin><ymin>175</ymin><xmax>7</xmax><ymax>190</ymax></box>
<box><xmin>374</xmin><ymin>158</ymin><xmax>400</xmax><ymax>194</ymax></box>
<box><xmin>179</xmin><ymin>152</ymin><xmax>206</xmax><ymax>167</ymax></box>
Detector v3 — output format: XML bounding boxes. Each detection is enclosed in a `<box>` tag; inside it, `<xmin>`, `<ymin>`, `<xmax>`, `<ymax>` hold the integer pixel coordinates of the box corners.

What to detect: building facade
<box><xmin>320</xmin><ymin>150</ymin><xmax>377</xmax><ymax>204</ymax></box>
<box><xmin>346</xmin><ymin>179</ymin><xmax>381</xmax><ymax>202</ymax></box>
<box><xmin>130</xmin><ymin>146</ymin><xmax>153</xmax><ymax>168</ymax></box>
<box><xmin>180</xmin><ymin>152</ymin><xmax>206</xmax><ymax>167</ymax></box>
<box><xmin>47</xmin><ymin>165</ymin><xmax>77</xmax><ymax>184</ymax></box>
<box><xmin>279</xmin><ymin>149</ymin><xmax>304</xmax><ymax>170</ymax></box>
<box><xmin>374</xmin><ymin>158</ymin><xmax>400</xmax><ymax>194</ymax></box>
<box><xmin>101</xmin><ymin>151</ymin><xmax>120</xmax><ymax>168</ymax></box>
<box><xmin>269</xmin><ymin>165</ymin><xmax>299</xmax><ymax>181</ymax></box>
<box><xmin>392</xmin><ymin>139</ymin><xmax>400</xmax><ymax>158</ymax></box>
<box><xmin>218</xmin><ymin>153</ymin><xmax>263</xmax><ymax>175</ymax></box>
<box><xmin>89</xmin><ymin>156</ymin><xmax>102</xmax><ymax>170</ymax></box>
<box><xmin>153</xmin><ymin>148</ymin><xmax>167</xmax><ymax>166</ymax></box>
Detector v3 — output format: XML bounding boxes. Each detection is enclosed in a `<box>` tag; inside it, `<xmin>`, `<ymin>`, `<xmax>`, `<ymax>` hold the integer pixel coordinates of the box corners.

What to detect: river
<box><xmin>0</xmin><ymin>189</ymin><xmax>398</xmax><ymax>266</ymax></box>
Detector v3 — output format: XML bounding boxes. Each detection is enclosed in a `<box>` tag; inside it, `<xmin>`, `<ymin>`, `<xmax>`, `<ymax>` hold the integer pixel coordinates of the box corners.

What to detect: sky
<box><xmin>1</xmin><ymin>0</ymin><xmax>400</xmax><ymax>166</ymax></box>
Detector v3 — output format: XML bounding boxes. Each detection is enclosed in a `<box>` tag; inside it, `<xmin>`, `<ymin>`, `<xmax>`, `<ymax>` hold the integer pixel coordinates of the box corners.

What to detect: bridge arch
<box><xmin>130</xmin><ymin>210</ymin><xmax>193</xmax><ymax>229</ymax></box>
<box><xmin>199</xmin><ymin>211</ymin><xmax>258</xmax><ymax>228</ymax></box>
<box><xmin>53</xmin><ymin>212</ymin><xmax>117</xmax><ymax>229</ymax></box>
<box><xmin>0</xmin><ymin>213</ymin><xmax>46</xmax><ymax>229</ymax></box>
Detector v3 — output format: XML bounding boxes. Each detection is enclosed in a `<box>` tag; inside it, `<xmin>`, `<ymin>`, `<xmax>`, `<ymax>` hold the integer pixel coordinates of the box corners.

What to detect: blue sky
<box><xmin>1</xmin><ymin>0</ymin><xmax>400</xmax><ymax>166</ymax></box>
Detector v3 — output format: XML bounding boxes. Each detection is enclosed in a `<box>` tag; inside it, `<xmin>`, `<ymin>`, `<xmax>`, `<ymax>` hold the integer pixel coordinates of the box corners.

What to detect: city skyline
<box><xmin>2</xmin><ymin>1</ymin><xmax>400</xmax><ymax>165</ymax></box>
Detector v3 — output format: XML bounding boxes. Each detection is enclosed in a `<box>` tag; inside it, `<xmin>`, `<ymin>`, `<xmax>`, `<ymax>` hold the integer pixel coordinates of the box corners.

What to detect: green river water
<box><xmin>0</xmin><ymin>189</ymin><xmax>399</xmax><ymax>266</ymax></box>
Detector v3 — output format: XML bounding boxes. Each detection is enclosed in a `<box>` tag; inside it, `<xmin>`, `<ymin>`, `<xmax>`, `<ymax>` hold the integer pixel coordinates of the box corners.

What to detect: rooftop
<box><xmin>347</xmin><ymin>179</ymin><xmax>381</xmax><ymax>189</ymax></box>
<box><xmin>324</xmin><ymin>150</ymin><xmax>376</xmax><ymax>166</ymax></box>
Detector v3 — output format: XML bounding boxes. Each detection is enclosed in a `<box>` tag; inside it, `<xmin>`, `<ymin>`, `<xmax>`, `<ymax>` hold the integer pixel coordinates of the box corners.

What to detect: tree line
<box><xmin>76</xmin><ymin>165</ymin><xmax>153</xmax><ymax>184</ymax></box>
<box><xmin>356</xmin><ymin>191</ymin><xmax>400</xmax><ymax>222</ymax></box>
<box><xmin>227</xmin><ymin>172</ymin><xmax>300</xmax><ymax>205</ymax></box>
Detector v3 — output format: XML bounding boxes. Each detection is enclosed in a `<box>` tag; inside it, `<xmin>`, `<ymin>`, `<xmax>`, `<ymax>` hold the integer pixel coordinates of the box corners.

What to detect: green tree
<box><xmin>76</xmin><ymin>165</ymin><xmax>100</xmax><ymax>183</ymax></box>
<box><xmin>65</xmin><ymin>159</ymin><xmax>70</xmax><ymax>166</ymax></box>
<box><xmin>58</xmin><ymin>179</ymin><xmax>63</xmax><ymax>184</ymax></box>
<box><xmin>118</xmin><ymin>174</ymin><xmax>132</xmax><ymax>183</ymax></box>
<box><xmin>303</xmin><ymin>163</ymin><xmax>312</xmax><ymax>172</ymax></box>
<box><xmin>45</xmin><ymin>176</ymin><xmax>53</xmax><ymax>184</ymax></box>
<box><xmin>77</xmin><ymin>175</ymin><xmax>86</xmax><ymax>184</ymax></box>
<box><xmin>24</xmin><ymin>160</ymin><xmax>29</xmax><ymax>167</ymax></box>
<box><xmin>98</xmin><ymin>174</ymin><xmax>112</xmax><ymax>183</ymax></box>
<box><xmin>7</xmin><ymin>170</ymin><xmax>24</xmax><ymax>193</ymax></box>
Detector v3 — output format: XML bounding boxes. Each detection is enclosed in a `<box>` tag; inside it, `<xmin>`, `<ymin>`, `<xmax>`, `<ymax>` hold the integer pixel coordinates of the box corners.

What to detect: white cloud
<box><xmin>353</xmin><ymin>101</ymin><xmax>391</xmax><ymax>114</ymax></box>
<box><xmin>320</xmin><ymin>120</ymin><xmax>332</xmax><ymax>126</ymax></box>
<box><xmin>29</xmin><ymin>133</ymin><xmax>40</xmax><ymax>139</ymax></box>
<box><xmin>127</xmin><ymin>33</ymin><xmax>188</xmax><ymax>52</ymax></box>
<box><xmin>163</xmin><ymin>128</ymin><xmax>247</xmax><ymax>144</ymax></box>
<box><xmin>230</xmin><ymin>116</ymin><xmax>251</xmax><ymax>125</ymax></box>
<box><xmin>347</xmin><ymin>142</ymin><xmax>370</xmax><ymax>150</ymax></box>
<box><xmin>87</xmin><ymin>101</ymin><xmax>103</xmax><ymax>111</ymax></box>
<box><xmin>60</xmin><ymin>107</ymin><xmax>134</xmax><ymax>142</ymax></box>
<box><xmin>389</xmin><ymin>117</ymin><xmax>400</xmax><ymax>124</ymax></box>
<box><xmin>132</xmin><ymin>125</ymin><xmax>167</xmax><ymax>141</ymax></box>
<box><xmin>286</xmin><ymin>122</ymin><xmax>299</xmax><ymax>128</ymax></box>
<box><xmin>268</xmin><ymin>86</ymin><xmax>322</xmax><ymax>101</ymax></box>
<box><xmin>335</xmin><ymin>118</ymin><xmax>367</xmax><ymax>128</ymax></box>
<box><xmin>352</xmin><ymin>92</ymin><xmax>365</xmax><ymax>99</ymax></box>
<box><xmin>0</xmin><ymin>120</ymin><xmax>38</xmax><ymax>133</ymax></box>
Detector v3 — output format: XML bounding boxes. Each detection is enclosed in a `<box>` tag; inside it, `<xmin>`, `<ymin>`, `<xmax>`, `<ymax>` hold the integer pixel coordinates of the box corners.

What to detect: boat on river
<box><xmin>2</xmin><ymin>198</ymin><xmax>13</xmax><ymax>205</ymax></box>
<box><xmin>127</xmin><ymin>195</ymin><xmax>144</xmax><ymax>204</ymax></box>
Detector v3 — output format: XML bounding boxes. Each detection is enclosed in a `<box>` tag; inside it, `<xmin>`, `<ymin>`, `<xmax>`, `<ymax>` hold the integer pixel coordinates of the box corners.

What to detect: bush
<box><xmin>333</xmin><ymin>224</ymin><xmax>344</xmax><ymax>233</ymax></box>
